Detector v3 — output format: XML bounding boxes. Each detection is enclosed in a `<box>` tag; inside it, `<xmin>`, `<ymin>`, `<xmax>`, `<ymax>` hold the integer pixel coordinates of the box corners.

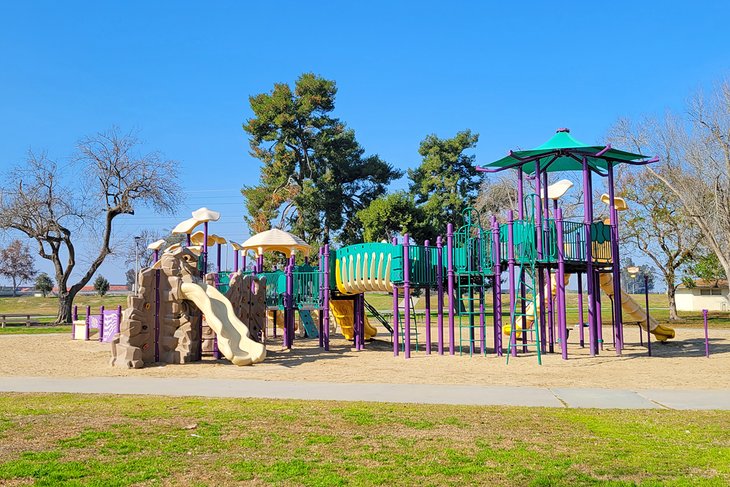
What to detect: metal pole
<box><xmin>323</xmin><ymin>244</ymin><xmax>330</xmax><ymax>351</ymax></box>
<box><xmin>607</xmin><ymin>161</ymin><xmax>624</xmax><ymax>355</ymax></box>
<box><xmin>543</xmin><ymin>170</ymin><xmax>554</xmax><ymax>354</ymax></box>
<box><xmin>134</xmin><ymin>239</ymin><xmax>139</xmax><ymax>295</ymax></box>
<box><xmin>446</xmin><ymin>224</ymin><xmax>455</xmax><ymax>355</ymax></box>
<box><xmin>582</xmin><ymin>156</ymin><xmax>598</xmax><ymax>356</ymax></box>
<box><xmin>425</xmin><ymin>239</ymin><xmax>431</xmax><ymax>355</ymax></box>
<box><xmin>436</xmin><ymin>236</ymin><xmax>444</xmax><ymax>355</ymax></box>
<box><xmin>556</xmin><ymin>208</ymin><xmax>568</xmax><ymax>359</ymax></box>
<box><xmin>203</xmin><ymin>222</ymin><xmax>209</xmax><ymax>276</ymax></box>
<box><xmin>98</xmin><ymin>305</ymin><xmax>105</xmax><ymax>342</ymax></box>
<box><xmin>703</xmin><ymin>309</ymin><xmax>710</xmax><ymax>358</ymax></box>
<box><xmin>403</xmin><ymin>233</ymin><xmax>411</xmax><ymax>359</ymax></box>
<box><xmin>392</xmin><ymin>237</ymin><xmax>399</xmax><ymax>357</ymax></box>
<box><xmin>645</xmin><ymin>274</ymin><xmax>651</xmax><ymax>356</ymax></box>
<box><xmin>507</xmin><ymin>211</ymin><xmax>517</xmax><ymax>357</ymax></box>
<box><xmin>492</xmin><ymin>216</ymin><xmax>502</xmax><ymax>356</ymax></box>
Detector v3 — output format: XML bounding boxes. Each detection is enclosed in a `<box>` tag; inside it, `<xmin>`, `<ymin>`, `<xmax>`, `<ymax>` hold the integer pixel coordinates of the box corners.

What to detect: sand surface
<box><xmin>1</xmin><ymin>325</ymin><xmax>728</xmax><ymax>390</ymax></box>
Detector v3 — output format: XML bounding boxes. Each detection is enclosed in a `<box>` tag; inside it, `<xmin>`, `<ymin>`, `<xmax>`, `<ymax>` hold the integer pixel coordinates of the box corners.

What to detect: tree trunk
<box><xmin>667</xmin><ymin>285</ymin><xmax>679</xmax><ymax>321</ymax></box>
<box><xmin>56</xmin><ymin>291</ymin><xmax>75</xmax><ymax>324</ymax></box>
<box><xmin>11</xmin><ymin>277</ymin><xmax>17</xmax><ymax>297</ymax></box>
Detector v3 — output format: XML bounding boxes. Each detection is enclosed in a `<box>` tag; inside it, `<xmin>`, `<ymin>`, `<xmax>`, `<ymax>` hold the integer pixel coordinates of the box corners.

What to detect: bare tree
<box><xmin>616</xmin><ymin>167</ymin><xmax>701</xmax><ymax>320</ymax></box>
<box><xmin>0</xmin><ymin>240</ymin><xmax>37</xmax><ymax>296</ymax></box>
<box><xmin>608</xmin><ymin>81</ymin><xmax>730</xmax><ymax>286</ymax></box>
<box><xmin>0</xmin><ymin>128</ymin><xmax>180</xmax><ymax>323</ymax></box>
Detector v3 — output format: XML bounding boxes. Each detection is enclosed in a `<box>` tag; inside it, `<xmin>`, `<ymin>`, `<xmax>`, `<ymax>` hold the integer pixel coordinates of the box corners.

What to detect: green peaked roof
<box><xmin>479</xmin><ymin>129</ymin><xmax>653</xmax><ymax>174</ymax></box>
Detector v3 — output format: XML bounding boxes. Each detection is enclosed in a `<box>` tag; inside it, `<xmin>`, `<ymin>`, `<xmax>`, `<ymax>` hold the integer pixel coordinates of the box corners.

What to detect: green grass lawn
<box><xmin>0</xmin><ymin>394</ymin><xmax>727</xmax><ymax>486</ymax></box>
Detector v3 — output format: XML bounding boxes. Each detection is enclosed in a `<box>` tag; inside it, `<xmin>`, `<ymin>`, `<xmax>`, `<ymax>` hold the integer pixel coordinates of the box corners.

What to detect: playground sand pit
<box><xmin>0</xmin><ymin>325</ymin><xmax>728</xmax><ymax>390</ymax></box>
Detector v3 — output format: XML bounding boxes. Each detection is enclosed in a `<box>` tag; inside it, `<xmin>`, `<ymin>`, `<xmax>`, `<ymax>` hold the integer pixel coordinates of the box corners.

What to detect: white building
<box><xmin>676</xmin><ymin>280</ymin><xmax>729</xmax><ymax>312</ymax></box>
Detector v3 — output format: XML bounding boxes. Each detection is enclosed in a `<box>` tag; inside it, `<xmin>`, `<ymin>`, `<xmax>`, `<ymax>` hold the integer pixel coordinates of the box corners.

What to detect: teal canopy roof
<box><xmin>478</xmin><ymin>129</ymin><xmax>655</xmax><ymax>175</ymax></box>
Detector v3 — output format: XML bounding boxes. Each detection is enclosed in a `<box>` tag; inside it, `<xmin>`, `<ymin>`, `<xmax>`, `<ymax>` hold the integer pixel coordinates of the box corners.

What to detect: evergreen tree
<box><xmin>408</xmin><ymin>130</ymin><xmax>482</xmax><ymax>236</ymax></box>
<box><xmin>35</xmin><ymin>273</ymin><xmax>54</xmax><ymax>298</ymax></box>
<box><xmin>242</xmin><ymin>73</ymin><xmax>401</xmax><ymax>245</ymax></box>
<box><xmin>93</xmin><ymin>275</ymin><xmax>110</xmax><ymax>296</ymax></box>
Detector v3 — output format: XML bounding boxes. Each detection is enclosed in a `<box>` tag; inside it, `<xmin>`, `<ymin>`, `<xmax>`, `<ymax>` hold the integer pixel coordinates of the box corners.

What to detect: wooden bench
<box><xmin>0</xmin><ymin>314</ymin><xmax>43</xmax><ymax>327</ymax></box>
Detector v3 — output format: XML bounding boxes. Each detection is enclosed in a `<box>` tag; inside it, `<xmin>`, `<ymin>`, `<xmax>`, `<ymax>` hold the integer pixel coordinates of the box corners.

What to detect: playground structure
<box><xmin>235</xmin><ymin>129</ymin><xmax>675</xmax><ymax>363</ymax></box>
<box><xmin>110</xmin><ymin>210</ymin><xmax>267</xmax><ymax>368</ymax></box>
<box><xmin>108</xmin><ymin>129</ymin><xmax>675</xmax><ymax>367</ymax></box>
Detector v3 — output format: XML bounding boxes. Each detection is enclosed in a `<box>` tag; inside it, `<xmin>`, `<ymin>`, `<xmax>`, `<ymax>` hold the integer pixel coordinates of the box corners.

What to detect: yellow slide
<box><xmin>180</xmin><ymin>281</ymin><xmax>266</xmax><ymax>365</ymax></box>
<box><xmin>503</xmin><ymin>272</ymin><xmax>571</xmax><ymax>336</ymax></box>
<box><xmin>598</xmin><ymin>273</ymin><xmax>675</xmax><ymax>342</ymax></box>
<box><xmin>329</xmin><ymin>300</ymin><xmax>377</xmax><ymax>340</ymax></box>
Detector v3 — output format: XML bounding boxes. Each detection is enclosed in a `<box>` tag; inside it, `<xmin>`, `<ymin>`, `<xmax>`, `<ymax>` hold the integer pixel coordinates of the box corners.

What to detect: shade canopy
<box><xmin>478</xmin><ymin>129</ymin><xmax>655</xmax><ymax>175</ymax></box>
<box><xmin>190</xmin><ymin>231</ymin><xmax>227</xmax><ymax>247</ymax></box>
<box><xmin>240</xmin><ymin>228</ymin><xmax>310</xmax><ymax>257</ymax></box>
<box><xmin>171</xmin><ymin>217</ymin><xmax>202</xmax><ymax>235</ymax></box>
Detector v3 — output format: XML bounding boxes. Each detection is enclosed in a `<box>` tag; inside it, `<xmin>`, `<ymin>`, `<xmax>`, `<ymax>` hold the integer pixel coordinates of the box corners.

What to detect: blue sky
<box><xmin>1</xmin><ymin>1</ymin><xmax>729</xmax><ymax>284</ymax></box>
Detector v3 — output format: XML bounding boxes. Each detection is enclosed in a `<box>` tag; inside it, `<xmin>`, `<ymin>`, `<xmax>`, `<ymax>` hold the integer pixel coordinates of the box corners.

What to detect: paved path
<box><xmin>1</xmin><ymin>376</ymin><xmax>728</xmax><ymax>410</ymax></box>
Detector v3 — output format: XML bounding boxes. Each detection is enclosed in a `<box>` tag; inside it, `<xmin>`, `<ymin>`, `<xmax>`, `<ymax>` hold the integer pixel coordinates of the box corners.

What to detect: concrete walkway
<box><xmin>1</xmin><ymin>376</ymin><xmax>728</xmax><ymax>410</ymax></box>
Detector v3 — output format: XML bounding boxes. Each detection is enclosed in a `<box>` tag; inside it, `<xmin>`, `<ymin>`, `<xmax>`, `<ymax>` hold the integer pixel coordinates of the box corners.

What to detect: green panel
<box><xmin>334</xmin><ymin>242</ymin><xmax>402</xmax><ymax>287</ymax></box>
<box><xmin>291</xmin><ymin>265</ymin><xmax>320</xmax><ymax>309</ymax></box>
<box><xmin>259</xmin><ymin>270</ymin><xmax>285</xmax><ymax>309</ymax></box>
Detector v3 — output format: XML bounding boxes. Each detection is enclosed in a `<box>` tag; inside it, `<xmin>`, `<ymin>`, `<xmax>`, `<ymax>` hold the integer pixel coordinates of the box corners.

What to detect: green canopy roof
<box><xmin>478</xmin><ymin>129</ymin><xmax>655</xmax><ymax>175</ymax></box>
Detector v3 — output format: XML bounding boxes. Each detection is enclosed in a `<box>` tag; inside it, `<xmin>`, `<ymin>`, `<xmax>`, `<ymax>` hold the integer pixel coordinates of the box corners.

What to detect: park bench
<box><xmin>0</xmin><ymin>314</ymin><xmax>43</xmax><ymax>327</ymax></box>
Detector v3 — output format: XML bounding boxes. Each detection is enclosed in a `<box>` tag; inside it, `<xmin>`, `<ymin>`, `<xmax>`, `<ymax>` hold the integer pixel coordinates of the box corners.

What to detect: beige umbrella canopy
<box><xmin>240</xmin><ymin>228</ymin><xmax>310</xmax><ymax>257</ymax></box>
<box><xmin>171</xmin><ymin>208</ymin><xmax>222</xmax><ymax>236</ymax></box>
<box><xmin>190</xmin><ymin>231</ymin><xmax>227</xmax><ymax>247</ymax></box>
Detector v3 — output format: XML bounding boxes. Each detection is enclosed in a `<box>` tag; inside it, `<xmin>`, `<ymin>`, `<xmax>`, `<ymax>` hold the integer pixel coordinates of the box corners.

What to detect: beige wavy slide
<box><xmin>180</xmin><ymin>281</ymin><xmax>266</xmax><ymax>365</ymax></box>
<box><xmin>598</xmin><ymin>273</ymin><xmax>674</xmax><ymax>342</ymax></box>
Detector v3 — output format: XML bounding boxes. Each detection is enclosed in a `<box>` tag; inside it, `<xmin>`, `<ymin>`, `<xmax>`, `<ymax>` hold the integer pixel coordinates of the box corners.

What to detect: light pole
<box><xmin>134</xmin><ymin>236</ymin><xmax>142</xmax><ymax>294</ymax></box>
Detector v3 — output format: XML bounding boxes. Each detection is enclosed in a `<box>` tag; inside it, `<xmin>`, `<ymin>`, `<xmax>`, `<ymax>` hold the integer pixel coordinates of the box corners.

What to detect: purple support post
<box><xmin>289</xmin><ymin>255</ymin><xmax>296</xmax><ymax>348</ymax></box>
<box><xmin>507</xmin><ymin>211</ymin><xmax>517</xmax><ymax>357</ymax></box>
<box><xmin>318</xmin><ymin>247</ymin><xmax>324</xmax><ymax>348</ymax></box>
<box><xmin>392</xmin><ymin>237</ymin><xmax>399</xmax><ymax>357</ymax></box>
<box><xmin>577</xmin><ymin>235</ymin><xmax>585</xmax><ymax>348</ymax></box>
<box><xmin>596</xmin><ymin>272</ymin><xmax>604</xmax><ymax>350</ymax></box>
<box><xmin>645</xmin><ymin>274</ymin><xmax>652</xmax><ymax>357</ymax></box>
<box><xmin>85</xmin><ymin>305</ymin><xmax>90</xmax><ymax>340</ymax></box>
<box><xmin>72</xmin><ymin>306</ymin><xmax>78</xmax><ymax>339</ymax></box>
<box><xmin>216</xmin><ymin>243</ymin><xmax>222</xmax><ymax>273</ymax></box>
<box><xmin>353</xmin><ymin>295</ymin><xmax>361</xmax><ymax>351</ymax></box>
<box><xmin>436</xmin><ymin>236</ymin><xmax>444</xmax><ymax>355</ymax></box>
<box><xmin>424</xmin><ymin>239</ymin><xmax>432</xmax><ymax>355</ymax></box>
<box><xmin>492</xmin><ymin>217</ymin><xmax>502</xmax><ymax>356</ymax></box>
<box><xmin>186</xmin><ymin>233</ymin><xmax>192</xmax><ymax>247</ymax></box>
<box><xmin>284</xmin><ymin>263</ymin><xmax>292</xmax><ymax>349</ymax></box>
<box><xmin>607</xmin><ymin>161</ymin><xmax>624</xmax><ymax>355</ymax></box>
<box><xmin>98</xmin><ymin>305</ymin><xmax>105</xmax><ymax>342</ymax></box>
<box><xmin>582</xmin><ymin>157</ymin><xmax>598</xmax><ymax>356</ymax></box>
<box><xmin>155</xmin><ymin>259</ymin><xmax>160</xmax><ymax>362</ymax></box>
<box><xmin>233</xmin><ymin>249</ymin><xmax>239</xmax><ymax>273</ymax></box>
<box><xmin>257</xmin><ymin>254</ymin><xmax>264</xmax><ymax>274</ymax></box>
<box><xmin>203</xmin><ymin>222</ymin><xmax>209</xmax><ymax>276</ymax></box>
<box><xmin>446</xmin><ymin>224</ymin><xmax>455</xmax><ymax>355</ymax></box>
<box><xmin>359</xmin><ymin>294</ymin><xmax>366</xmax><ymax>350</ymax></box>
<box><xmin>702</xmin><ymin>309</ymin><xmax>710</xmax><ymax>358</ymax></box>
<box><xmin>403</xmin><ymin>233</ymin><xmax>411</xmax><ymax>359</ymax></box>
<box><xmin>542</xmin><ymin>171</ymin><xmax>554</xmax><ymax>354</ymax></box>
<box><xmin>517</xmin><ymin>168</ymin><xmax>525</xmax><ymax>220</ymax></box>
<box><xmin>556</xmin><ymin>208</ymin><xmax>568</xmax><ymax>359</ymax></box>
<box><xmin>479</xmin><ymin>283</ymin><xmax>486</xmax><ymax>356</ymax></box>
<box><xmin>323</xmin><ymin>244</ymin><xmax>330</xmax><ymax>351</ymax></box>
<box><xmin>243</xmin><ymin>253</ymin><xmax>248</xmax><ymax>274</ymax></box>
